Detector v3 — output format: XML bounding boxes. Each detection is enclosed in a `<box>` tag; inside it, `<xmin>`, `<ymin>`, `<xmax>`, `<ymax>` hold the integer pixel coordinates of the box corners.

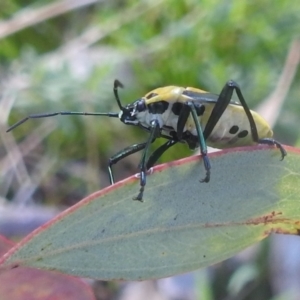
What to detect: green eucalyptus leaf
<box><xmin>1</xmin><ymin>146</ymin><xmax>300</xmax><ymax>281</ymax></box>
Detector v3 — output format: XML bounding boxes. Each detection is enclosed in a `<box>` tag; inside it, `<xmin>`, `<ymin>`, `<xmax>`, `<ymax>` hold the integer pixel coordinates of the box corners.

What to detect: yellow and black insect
<box><xmin>7</xmin><ymin>80</ymin><xmax>286</xmax><ymax>201</ymax></box>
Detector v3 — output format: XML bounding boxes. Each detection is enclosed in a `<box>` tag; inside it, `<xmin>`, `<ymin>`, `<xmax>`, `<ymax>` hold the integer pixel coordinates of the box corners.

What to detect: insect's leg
<box><xmin>256</xmin><ymin>138</ymin><xmax>287</xmax><ymax>160</ymax></box>
<box><xmin>180</xmin><ymin>102</ymin><xmax>211</xmax><ymax>182</ymax></box>
<box><xmin>205</xmin><ymin>80</ymin><xmax>286</xmax><ymax>160</ymax></box>
<box><xmin>187</xmin><ymin>102</ymin><xmax>211</xmax><ymax>182</ymax></box>
<box><xmin>224</xmin><ymin>81</ymin><xmax>286</xmax><ymax>159</ymax></box>
<box><xmin>146</xmin><ymin>139</ymin><xmax>178</xmax><ymax>170</ymax></box>
<box><xmin>134</xmin><ymin>119</ymin><xmax>160</xmax><ymax>202</ymax></box>
<box><xmin>203</xmin><ymin>80</ymin><xmax>241</xmax><ymax>139</ymax></box>
<box><xmin>177</xmin><ymin>104</ymin><xmax>191</xmax><ymax>140</ymax></box>
<box><xmin>229</xmin><ymin>81</ymin><xmax>259</xmax><ymax>141</ymax></box>
<box><xmin>177</xmin><ymin>101</ymin><xmax>210</xmax><ymax>181</ymax></box>
<box><xmin>108</xmin><ymin>142</ymin><xmax>148</xmax><ymax>184</ymax></box>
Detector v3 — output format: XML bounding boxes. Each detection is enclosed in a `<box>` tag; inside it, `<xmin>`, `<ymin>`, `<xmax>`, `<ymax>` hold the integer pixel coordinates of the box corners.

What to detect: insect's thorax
<box><xmin>135</xmin><ymin>86</ymin><xmax>186</xmax><ymax>129</ymax></box>
<box><xmin>135</xmin><ymin>86</ymin><xmax>273</xmax><ymax>150</ymax></box>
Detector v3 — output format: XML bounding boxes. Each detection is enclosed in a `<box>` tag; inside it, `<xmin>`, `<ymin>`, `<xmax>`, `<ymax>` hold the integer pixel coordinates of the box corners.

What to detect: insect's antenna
<box><xmin>7</xmin><ymin>81</ymin><xmax>125</xmax><ymax>133</ymax></box>
<box><xmin>114</xmin><ymin>79</ymin><xmax>125</xmax><ymax>111</ymax></box>
<box><xmin>6</xmin><ymin>111</ymin><xmax>120</xmax><ymax>133</ymax></box>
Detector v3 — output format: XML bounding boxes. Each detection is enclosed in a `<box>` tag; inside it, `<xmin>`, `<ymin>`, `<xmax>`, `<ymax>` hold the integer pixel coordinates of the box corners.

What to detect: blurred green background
<box><xmin>0</xmin><ymin>0</ymin><xmax>300</xmax><ymax>299</ymax></box>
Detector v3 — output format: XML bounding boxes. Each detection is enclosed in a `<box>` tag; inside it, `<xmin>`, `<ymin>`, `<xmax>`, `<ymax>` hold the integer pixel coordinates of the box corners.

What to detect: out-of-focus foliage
<box><xmin>0</xmin><ymin>0</ymin><xmax>300</xmax><ymax>299</ymax></box>
<box><xmin>1</xmin><ymin>0</ymin><xmax>299</xmax><ymax>197</ymax></box>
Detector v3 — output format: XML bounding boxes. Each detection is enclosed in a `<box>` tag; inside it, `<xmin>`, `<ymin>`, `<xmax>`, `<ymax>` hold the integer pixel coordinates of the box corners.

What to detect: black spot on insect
<box><xmin>148</xmin><ymin>101</ymin><xmax>169</xmax><ymax>114</ymax></box>
<box><xmin>238</xmin><ymin>130</ymin><xmax>248</xmax><ymax>138</ymax></box>
<box><xmin>146</xmin><ymin>92</ymin><xmax>158</xmax><ymax>99</ymax></box>
<box><xmin>194</xmin><ymin>104</ymin><xmax>205</xmax><ymax>116</ymax></box>
<box><xmin>229</xmin><ymin>125</ymin><xmax>239</xmax><ymax>134</ymax></box>
<box><xmin>172</xmin><ymin>102</ymin><xmax>183</xmax><ymax>116</ymax></box>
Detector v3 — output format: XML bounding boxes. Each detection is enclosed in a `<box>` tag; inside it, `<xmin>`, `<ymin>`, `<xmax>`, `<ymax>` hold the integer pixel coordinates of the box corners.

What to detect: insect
<box><xmin>7</xmin><ymin>80</ymin><xmax>286</xmax><ymax>201</ymax></box>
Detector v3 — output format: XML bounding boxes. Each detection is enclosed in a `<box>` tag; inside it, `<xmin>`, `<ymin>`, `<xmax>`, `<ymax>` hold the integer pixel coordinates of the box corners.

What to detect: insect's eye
<box><xmin>146</xmin><ymin>92</ymin><xmax>158</xmax><ymax>99</ymax></box>
<box><xmin>136</xmin><ymin>99</ymin><xmax>146</xmax><ymax>112</ymax></box>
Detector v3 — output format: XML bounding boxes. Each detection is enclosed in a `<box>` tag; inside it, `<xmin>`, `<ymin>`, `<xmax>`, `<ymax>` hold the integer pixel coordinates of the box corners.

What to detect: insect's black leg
<box><xmin>134</xmin><ymin>119</ymin><xmax>160</xmax><ymax>202</ymax></box>
<box><xmin>177</xmin><ymin>104</ymin><xmax>191</xmax><ymax>140</ymax></box>
<box><xmin>108</xmin><ymin>142</ymin><xmax>148</xmax><ymax>184</ymax></box>
<box><xmin>203</xmin><ymin>80</ymin><xmax>240</xmax><ymax>139</ymax></box>
<box><xmin>203</xmin><ymin>81</ymin><xmax>286</xmax><ymax>159</ymax></box>
<box><xmin>228</xmin><ymin>81</ymin><xmax>259</xmax><ymax>141</ymax></box>
<box><xmin>186</xmin><ymin>101</ymin><xmax>211</xmax><ymax>182</ymax></box>
<box><xmin>146</xmin><ymin>139</ymin><xmax>178</xmax><ymax>170</ymax></box>
<box><xmin>177</xmin><ymin>101</ymin><xmax>210</xmax><ymax>182</ymax></box>
<box><xmin>257</xmin><ymin>138</ymin><xmax>287</xmax><ymax>160</ymax></box>
<box><xmin>224</xmin><ymin>81</ymin><xmax>286</xmax><ymax>159</ymax></box>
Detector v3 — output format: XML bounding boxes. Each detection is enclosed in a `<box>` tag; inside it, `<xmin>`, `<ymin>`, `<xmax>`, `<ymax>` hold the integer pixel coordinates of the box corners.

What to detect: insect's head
<box><xmin>114</xmin><ymin>80</ymin><xmax>147</xmax><ymax>126</ymax></box>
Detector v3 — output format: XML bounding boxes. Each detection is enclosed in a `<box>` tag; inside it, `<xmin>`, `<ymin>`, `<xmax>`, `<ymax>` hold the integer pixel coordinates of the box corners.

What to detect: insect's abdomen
<box><xmin>142</xmin><ymin>87</ymin><xmax>273</xmax><ymax>150</ymax></box>
<box><xmin>201</xmin><ymin>103</ymin><xmax>273</xmax><ymax>149</ymax></box>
